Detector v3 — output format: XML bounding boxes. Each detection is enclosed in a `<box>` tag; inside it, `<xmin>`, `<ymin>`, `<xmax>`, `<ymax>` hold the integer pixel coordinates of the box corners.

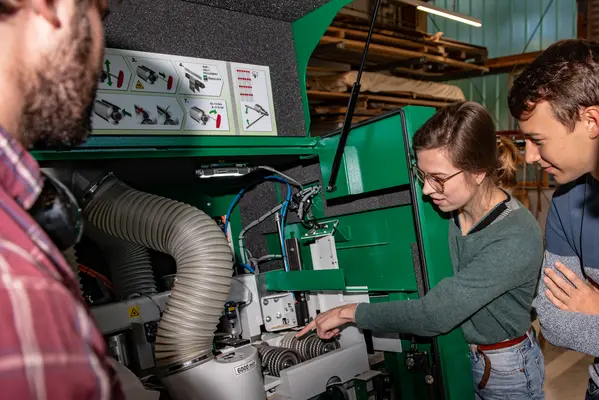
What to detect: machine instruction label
<box><xmin>92</xmin><ymin>48</ymin><xmax>277</xmax><ymax>136</ymax></box>
<box><xmin>234</xmin><ymin>359</ymin><xmax>257</xmax><ymax>376</ymax></box>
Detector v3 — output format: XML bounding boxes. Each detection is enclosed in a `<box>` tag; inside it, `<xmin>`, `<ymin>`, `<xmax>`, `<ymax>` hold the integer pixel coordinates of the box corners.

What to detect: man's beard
<box><xmin>20</xmin><ymin>8</ymin><xmax>100</xmax><ymax>149</ymax></box>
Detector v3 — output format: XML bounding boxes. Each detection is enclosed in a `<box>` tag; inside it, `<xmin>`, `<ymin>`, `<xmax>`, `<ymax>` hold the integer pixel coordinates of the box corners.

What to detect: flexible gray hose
<box><xmin>81</xmin><ymin>174</ymin><xmax>233</xmax><ymax>369</ymax></box>
<box><xmin>84</xmin><ymin>223</ymin><xmax>157</xmax><ymax>299</ymax></box>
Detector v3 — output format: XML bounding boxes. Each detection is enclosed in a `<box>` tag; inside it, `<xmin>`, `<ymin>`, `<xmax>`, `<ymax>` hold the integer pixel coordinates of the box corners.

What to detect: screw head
<box><xmin>265</xmin><ymin>316</ymin><xmax>271</xmax><ymax>322</ymax></box>
<box><xmin>425</xmin><ymin>375</ymin><xmax>434</xmax><ymax>385</ymax></box>
<box><xmin>263</xmin><ymin>299</ymin><xmax>269</xmax><ymax>305</ymax></box>
<box><xmin>274</xmin><ymin>298</ymin><xmax>279</xmax><ymax>303</ymax></box>
<box><xmin>276</xmin><ymin>313</ymin><xmax>282</xmax><ymax>318</ymax></box>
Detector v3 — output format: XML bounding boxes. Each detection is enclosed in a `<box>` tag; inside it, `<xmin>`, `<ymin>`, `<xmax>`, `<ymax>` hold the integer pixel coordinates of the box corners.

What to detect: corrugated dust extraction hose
<box><xmin>80</xmin><ymin>173</ymin><xmax>233</xmax><ymax>369</ymax></box>
<box><xmin>84</xmin><ymin>223</ymin><xmax>157</xmax><ymax>299</ymax></box>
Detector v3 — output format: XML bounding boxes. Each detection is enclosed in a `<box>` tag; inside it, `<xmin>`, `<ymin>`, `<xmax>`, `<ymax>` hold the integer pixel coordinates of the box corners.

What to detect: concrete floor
<box><xmin>542</xmin><ymin>339</ymin><xmax>593</xmax><ymax>400</ymax></box>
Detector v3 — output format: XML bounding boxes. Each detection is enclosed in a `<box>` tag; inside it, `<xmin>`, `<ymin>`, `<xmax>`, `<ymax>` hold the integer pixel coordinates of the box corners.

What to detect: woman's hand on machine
<box><xmin>295</xmin><ymin>303</ymin><xmax>358</xmax><ymax>340</ymax></box>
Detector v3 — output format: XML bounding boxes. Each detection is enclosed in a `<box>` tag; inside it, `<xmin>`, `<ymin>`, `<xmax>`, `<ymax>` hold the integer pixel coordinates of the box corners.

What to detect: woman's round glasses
<box><xmin>413</xmin><ymin>166</ymin><xmax>463</xmax><ymax>194</ymax></box>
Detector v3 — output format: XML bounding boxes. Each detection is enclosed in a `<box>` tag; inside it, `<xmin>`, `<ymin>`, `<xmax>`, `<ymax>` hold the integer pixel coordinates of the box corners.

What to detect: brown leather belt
<box><xmin>474</xmin><ymin>330</ymin><xmax>531</xmax><ymax>390</ymax></box>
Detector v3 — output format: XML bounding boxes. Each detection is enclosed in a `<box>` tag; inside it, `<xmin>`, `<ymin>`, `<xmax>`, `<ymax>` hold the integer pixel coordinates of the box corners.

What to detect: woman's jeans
<box><xmin>587</xmin><ymin>361</ymin><xmax>599</xmax><ymax>400</ymax></box>
<box><xmin>469</xmin><ymin>330</ymin><xmax>545</xmax><ymax>400</ymax></box>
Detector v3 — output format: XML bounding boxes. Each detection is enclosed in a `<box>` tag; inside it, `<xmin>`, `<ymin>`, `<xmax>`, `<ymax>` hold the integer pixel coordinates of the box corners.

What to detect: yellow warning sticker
<box><xmin>136</xmin><ymin>80</ymin><xmax>144</xmax><ymax>89</ymax></box>
<box><xmin>128</xmin><ymin>305</ymin><xmax>141</xmax><ymax>318</ymax></box>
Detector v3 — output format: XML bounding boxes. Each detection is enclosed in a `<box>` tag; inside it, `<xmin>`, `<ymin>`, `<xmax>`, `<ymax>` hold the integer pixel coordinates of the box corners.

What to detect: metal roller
<box><xmin>256</xmin><ymin>344</ymin><xmax>301</xmax><ymax>377</ymax></box>
<box><xmin>279</xmin><ymin>332</ymin><xmax>340</xmax><ymax>361</ymax></box>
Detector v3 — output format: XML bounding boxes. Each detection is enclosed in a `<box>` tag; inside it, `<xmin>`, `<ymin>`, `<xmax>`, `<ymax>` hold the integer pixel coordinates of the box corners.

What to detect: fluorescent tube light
<box><xmin>395</xmin><ymin>0</ymin><xmax>482</xmax><ymax>27</ymax></box>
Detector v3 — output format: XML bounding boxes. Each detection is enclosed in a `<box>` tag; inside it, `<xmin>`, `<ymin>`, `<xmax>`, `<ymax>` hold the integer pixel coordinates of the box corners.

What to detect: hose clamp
<box><xmin>80</xmin><ymin>172</ymin><xmax>116</xmax><ymax>207</ymax></box>
<box><xmin>158</xmin><ymin>352</ymin><xmax>214</xmax><ymax>377</ymax></box>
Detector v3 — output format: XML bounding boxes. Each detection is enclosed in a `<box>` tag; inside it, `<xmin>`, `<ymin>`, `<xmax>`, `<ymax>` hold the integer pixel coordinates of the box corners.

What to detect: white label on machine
<box><xmin>183</xmin><ymin>99</ymin><xmax>230</xmax><ymax>131</ymax></box>
<box><xmin>231</xmin><ymin>63</ymin><xmax>276</xmax><ymax>134</ymax></box>
<box><xmin>177</xmin><ymin>62</ymin><xmax>225</xmax><ymax>97</ymax></box>
<box><xmin>93</xmin><ymin>48</ymin><xmax>277</xmax><ymax>136</ymax></box>
<box><xmin>127</xmin><ymin>56</ymin><xmax>180</xmax><ymax>94</ymax></box>
<box><xmin>234</xmin><ymin>359</ymin><xmax>257</xmax><ymax>376</ymax></box>
<box><xmin>92</xmin><ymin>94</ymin><xmax>184</xmax><ymax>130</ymax></box>
<box><xmin>99</xmin><ymin>54</ymin><xmax>132</xmax><ymax>92</ymax></box>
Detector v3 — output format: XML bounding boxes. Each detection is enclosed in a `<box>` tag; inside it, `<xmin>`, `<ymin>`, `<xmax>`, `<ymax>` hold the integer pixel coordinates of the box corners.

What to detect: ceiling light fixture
<box><xmin>394</xmin><ymin>0</ymin><xmax>482</xmax><ymax>27</ymax></box>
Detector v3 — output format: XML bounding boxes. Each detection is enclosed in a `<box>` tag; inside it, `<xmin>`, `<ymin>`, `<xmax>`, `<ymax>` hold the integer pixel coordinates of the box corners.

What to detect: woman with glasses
<box><xmin>297</xmin><ymin>102</ymin><xmax>545</xmax><ymax>400</ymax></box>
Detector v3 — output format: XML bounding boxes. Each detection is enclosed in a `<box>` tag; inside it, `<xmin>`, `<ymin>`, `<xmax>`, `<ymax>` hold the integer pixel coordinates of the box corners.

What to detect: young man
<box><xmin>0</xmin><ymin>0</ymin><xmax>123</xmax><ymax>398</ymax></box>
<box><xmin>508</xmin><ymin>39</ymin><xmax>599</xmax><ymax>400</ymax></box>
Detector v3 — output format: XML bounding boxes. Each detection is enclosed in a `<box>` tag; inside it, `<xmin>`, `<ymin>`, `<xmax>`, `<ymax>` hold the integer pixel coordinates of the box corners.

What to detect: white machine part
<box><xmin>261</xmin><ymin>293</ymin><xmax>297</xmax><ymax>332</ymax></box>
<box><xmin>228</xmin><ymin>275</ymin><xmax>263</xmax><ymax>339</ymax></box>
<box><xmin>162</xmin><ymin>345</ymin><xmax>264</xmax><ymax>400</ymax></box>
<box><xmin>267</xmin><ymin>341</ymin><xmax>370</xmax><ymax>400</ymax></box>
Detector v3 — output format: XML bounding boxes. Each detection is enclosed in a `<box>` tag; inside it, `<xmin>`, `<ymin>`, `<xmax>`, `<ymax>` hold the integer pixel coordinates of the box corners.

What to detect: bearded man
<box><xmin>0</xmin><ymin>0</ymin><xmax>123</xmax><ymax>398</ymax></box>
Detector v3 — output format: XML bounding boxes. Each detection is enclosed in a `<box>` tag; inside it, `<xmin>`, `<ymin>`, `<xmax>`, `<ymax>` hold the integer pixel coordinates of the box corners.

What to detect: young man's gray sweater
<box><xmin>534</xmin><ymin>174</ymin><xmax>599</xmax><ymax>385</ymax></box>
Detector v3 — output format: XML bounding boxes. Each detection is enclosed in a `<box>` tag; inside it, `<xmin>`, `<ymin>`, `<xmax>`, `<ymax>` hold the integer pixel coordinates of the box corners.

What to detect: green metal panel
<box><xmin>380</xmin><ymin>293</ymin><xmax>431</xmax><ymax>400</ymax></box>
<box><xmin>404</xmin><ymin>106</ymin><xmax>475</xmax><ymax>400</ymax></box>
<box><xmin>32</xmin><ymin>136</ymin><xmax>319</xmax><ymax>160</ymax></box>
<box><xmin>266</xmin><ymin>205</ymin><xmax>420</xmax><ymax>292</ymax></box>
<box><xmin>316</xmin><ymin>113</ymin><xmax>410</xmax><ymax>200</ymax></box>
<box><xmin>292</xmin><ymin>0</ymin><xmax>353</xmax><ymax>136</ymax></box>
<box><xmin>265</xmin><ymin>270</ymin><xmax>346</xmax><ymax>291</ymax></box>
<box><xmin>429</xmin><ymin>0</ymin><xmax>577</xmax><ymax>130</ymax></box>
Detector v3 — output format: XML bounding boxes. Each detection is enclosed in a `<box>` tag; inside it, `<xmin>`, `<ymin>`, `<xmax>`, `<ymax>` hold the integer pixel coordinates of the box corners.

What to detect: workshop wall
<box><xmin>103</xmin><ymin>0</ymin><xmax>315</xmax><ymax>136</ymax></box>
<box><xmin>429</xmin><ymin>0</ymin><xmax>577</xmax><ymax>130</ymax></box>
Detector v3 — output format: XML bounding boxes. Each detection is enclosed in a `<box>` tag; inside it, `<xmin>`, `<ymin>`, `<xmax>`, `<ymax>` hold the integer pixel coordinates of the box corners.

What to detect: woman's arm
<box><xmin>354</xmin><ymin>234</ymin><xmax>542</xmax><ymax>336</ymax></box>
<box><xmin>298</xmin><ymin>231</ymin><xmax>542</xmax><ymax>339</ymax></box>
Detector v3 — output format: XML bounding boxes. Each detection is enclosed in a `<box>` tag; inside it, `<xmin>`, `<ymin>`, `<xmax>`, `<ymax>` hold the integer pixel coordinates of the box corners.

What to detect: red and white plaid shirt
<box><xmin>0</xmin><ymin>127</ymin><xmax>123</xmax><ymax>399</ymax></box>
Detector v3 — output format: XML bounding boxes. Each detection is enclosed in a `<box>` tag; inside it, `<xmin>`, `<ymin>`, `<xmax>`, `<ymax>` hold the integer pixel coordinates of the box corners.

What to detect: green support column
<box><xmin>291</xmin><ymin>0</ymin><xmax>353</xmax><ymax>136</ymax></box>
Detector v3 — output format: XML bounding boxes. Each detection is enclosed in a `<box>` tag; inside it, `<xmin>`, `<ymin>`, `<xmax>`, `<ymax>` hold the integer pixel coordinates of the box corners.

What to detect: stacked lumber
<box><xmin>315</xmin><ymin>24</ymin><xmax>489</xmax><ymax>78</ymax></box>
<box><xmin>307</xmin><ymin>13</ymin><xmax>541</xmax><ymax>135</ymax></box>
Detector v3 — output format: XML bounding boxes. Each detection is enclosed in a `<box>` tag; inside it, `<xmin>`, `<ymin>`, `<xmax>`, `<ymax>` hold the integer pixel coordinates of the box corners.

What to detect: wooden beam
<box><xmin>416</xmin><ymin>51</ymin><xmax>543</xmax><ymax>81</ymax></box>
<box><xmin>319</xmin><ymin>36</ymin><xmax>489</xmax><ymax>72</ymax></box>
<box><xmin>486</xmin><ymin>51</ymin><xmax>542</xmax><ymax>69</ymax></box>
<box><xmin>313</xmin><ymin>106</ymin><xmax>383</xmax><ymax>116</ymax></box>
<box><xmin>326</xmin><ymin>26</ymin><xmax>443</xmax><ymax>55</ymax></box>
<box><xmin>308</xmin><ymin>90</ymin><xmax>453</xmax><ymax>108</ymax></box>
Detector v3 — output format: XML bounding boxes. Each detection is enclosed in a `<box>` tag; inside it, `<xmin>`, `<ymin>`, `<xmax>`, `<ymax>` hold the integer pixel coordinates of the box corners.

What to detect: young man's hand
<box><xmin>544</xmin><ymin>261</ymin><xmax>599</xmax><ymax>315</ymax></box>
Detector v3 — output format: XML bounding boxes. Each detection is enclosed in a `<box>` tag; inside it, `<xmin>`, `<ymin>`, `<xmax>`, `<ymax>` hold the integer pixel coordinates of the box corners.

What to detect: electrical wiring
<box><xmin>231</xmin><ymin>277</ymin><xmax>253</xmax><ymax>306</ymax></box>
<box><xmin>223</xmin><ymin>175</ymin><xmax>291</xmax><ymax>240</ymax></box>
<box><xmin>278</xmin><ymin>180</ymin><xmax>292</xmax><ymax>271</ymax></box>
<box><xmin>238</xmin><ymin>203</ymin><xmax>284</xmax><ymax>265</ymax></box>
<box><xmin>241</xmin><ymin>263</ymin><xmax>255</xmax><ymax>274</ymax></box>
<box><xmin>223</xmin><ymin>166</ymin><xmax>308</xmax><ymax>273</ymax></box>
<box><xmin>257</xmin><ymin>255</ymin><xmax>282</xmax><ymax>264</ymax></box>
<box><xmin>256</xmin><ymin>166</ymin><xmax>303</xmax><ymax>189</ymax></box>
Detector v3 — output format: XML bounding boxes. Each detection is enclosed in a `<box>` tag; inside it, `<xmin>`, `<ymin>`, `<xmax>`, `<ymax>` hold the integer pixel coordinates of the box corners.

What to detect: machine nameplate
<box><xmin>235</xmin><ymin>359</ymin><xmax>258</xmax><ymax>376</ymax></box>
